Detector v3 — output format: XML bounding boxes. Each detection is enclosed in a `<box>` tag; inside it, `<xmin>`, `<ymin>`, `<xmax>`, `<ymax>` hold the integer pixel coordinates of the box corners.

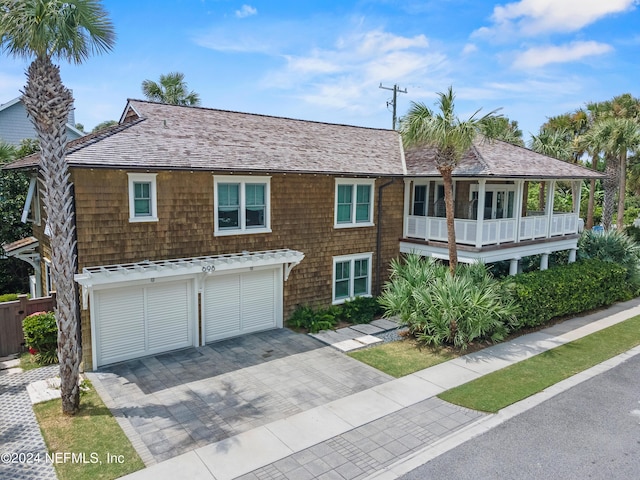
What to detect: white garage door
<box><xmin>203</xmin><ymin>268</ymin><xmax>280</xmax><ymax>343</ymax></box>
<box><xmin>93</xmin><ymin>280</ymin><xmax>193</xmax><ymax>367</ymax></box>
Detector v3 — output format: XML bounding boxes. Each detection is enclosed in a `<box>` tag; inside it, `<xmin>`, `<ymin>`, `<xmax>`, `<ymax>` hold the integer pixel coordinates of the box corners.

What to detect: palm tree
<box><xmin>0</xmin><ymin>0</ymin><xmax>115</xmax><ymax>415</ymax></box>
<box><xmin>530</xmin><ymin>128</ymin><xmax>574</xmax><ymax>211</ymax></box>
<box><xmin>141</xmin><ymin>72</ymin><xmax>201</xmax><ymax>106</ymax></box>
<box><xmin>478</xmin><ymin>115</ymin><xmax>524</xmax><ymax>146</ymax></box>
<box><xmin>400</xmin><ymin>87</ymin><xmax>493</xmax><ymax>275</ymax></box>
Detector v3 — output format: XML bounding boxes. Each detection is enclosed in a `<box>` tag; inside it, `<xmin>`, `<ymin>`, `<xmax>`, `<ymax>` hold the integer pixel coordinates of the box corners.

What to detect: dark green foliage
<box><xmin>341</xmin><ymin>296</ymin><xmax>382</xmax><ymax>324</ymax></box>
<box><xmin>379</xmin><ymin>255</ymin><xmax>516</xmax><ymax>350</ymax></box>
<box><xmin>287</xmin><ymin>305</ymin><xmax>339</xmax><ymax>334</ymax></box>
<box><xmin>22</xmin><ymin>311</ymin><xmax>58</xmax><ymax>365</ymax></box>
<box><xmin>625</xmin><ymin>225</ymin><xmax>640</xmax><ymax>243</ymax></box>
<box><xmin>507</xmin><ymin>259</ymin><xmax>630</xmax><ymax>329</ymax></box>
<box><xmin>578</xmin><ymin>229</ymin><xmax>640</xmax><ymax>291</ymax></box>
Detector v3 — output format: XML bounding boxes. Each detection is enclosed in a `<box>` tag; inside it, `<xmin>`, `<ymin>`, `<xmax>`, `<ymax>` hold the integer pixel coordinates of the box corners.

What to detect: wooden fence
<box><xmin>0</xmin><ymin>294</ymin><xmax>55</xmax><ymax>357</ymax></box>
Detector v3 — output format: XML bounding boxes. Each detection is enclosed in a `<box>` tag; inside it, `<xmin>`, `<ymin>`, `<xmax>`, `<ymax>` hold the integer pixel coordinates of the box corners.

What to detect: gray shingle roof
<box><xmin>405</xmin><ymin>136</ymin><xmax>603</xmax><ymax>179</ymax></box>
<box><xmin>6</xmin><ymin>100</ymin><xmax>405</xmax><ymax>176</ymax></box>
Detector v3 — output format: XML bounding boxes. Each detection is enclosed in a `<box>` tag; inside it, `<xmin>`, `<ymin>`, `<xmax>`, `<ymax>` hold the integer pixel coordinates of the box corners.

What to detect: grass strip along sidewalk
<box><xmin>33</xmin><ymin>380</ymin><xmax>144</xmax><ymax>480</ymax></box>
<box><xmin>438</xmin><ymin>314</ymin><xmax>640</xmax><ymax>413</ymax></box>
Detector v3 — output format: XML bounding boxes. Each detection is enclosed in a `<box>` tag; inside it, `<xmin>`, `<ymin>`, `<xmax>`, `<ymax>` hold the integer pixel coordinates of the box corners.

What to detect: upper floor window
<box><xmin>334</xmin><ymin>179</ymin><xmax>375</xmax><ymax>228</ymax></box>
<box><xmin>214</xmin><ymin>176</ymin><xmax>271</xmax><ymax>236</ymax></box>
<box><xmin>21</xmin><ymin>176</ymin><xmax>41</xmax><ymax>225</ymax></box>
<box><xmin>128</xmin><ymin>173</ymin><xmax>158</xmax><ymax>222</ymax></box>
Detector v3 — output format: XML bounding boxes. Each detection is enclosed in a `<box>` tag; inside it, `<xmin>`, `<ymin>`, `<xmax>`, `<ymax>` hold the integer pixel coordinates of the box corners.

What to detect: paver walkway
<box><xmin>310</xmin><ymin>319</ymin><xmax>400</xmax><ymax>352</ymax></box>
<box><xmin>0</xmin><ymin>362</ymin><xmax>58</xmax><ymax>480</ymax></box>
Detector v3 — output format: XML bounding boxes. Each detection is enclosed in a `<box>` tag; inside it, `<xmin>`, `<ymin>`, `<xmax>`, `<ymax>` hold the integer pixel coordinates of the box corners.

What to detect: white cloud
<box><xmin>235</xmin><ymin>5</ymin><xmax>257</xmax><ymax>19</ymax></box>
<box><xmin>462</xmin><ymin>43</ymin><xmax>478</xmax><ymax>55</ymax></box>
<box><xmin>513</xmin><ymin>40</ymin><xmax>613</xmax><ymax>68</ymax></box>
<box><xmin>475</xmin><ymin>0</ymin><xmax>638</xmax><ymax>37</ymax></box>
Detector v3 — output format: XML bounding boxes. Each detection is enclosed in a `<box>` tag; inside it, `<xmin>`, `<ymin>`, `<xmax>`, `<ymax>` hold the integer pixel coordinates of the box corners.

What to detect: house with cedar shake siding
<box><xmin>3</xmin><ymin>99</ymin><xmax>601</xmax><ymax>370</ymax></box>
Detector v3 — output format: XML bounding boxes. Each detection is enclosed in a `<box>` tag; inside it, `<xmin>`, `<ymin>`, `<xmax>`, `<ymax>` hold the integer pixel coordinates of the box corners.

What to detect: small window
<box><xmin>21</xmin><ymin>176</ymin><xmax>41</xmax><ymax>225</ymax></box>
<box><xmin>44</xmin><ymin>258</ymin><xmax>53</xmax><ymax>295</ymax></box>
<box><xmin>214</xmin><ymin>176</ymin><xmax>271</xmax><ymax>236</ymax></box>
<box><xmin>128</xmin><ymin>173</ymin><xmax>158</xmax><ymax>222</ymax></box>
<box><xmin>413</xmin><ymin>185</ymin><xmax>427</xmax><ymax>216</ymax></box>
<box><xmin>332</xmin><ymin>253</ymin><xmax>372</xmax><ymax>304</ymax></box>
<box><xmin>334</xmin><ymin>179</ymin><xmax>374</xmax><ymax>228</ymax></box>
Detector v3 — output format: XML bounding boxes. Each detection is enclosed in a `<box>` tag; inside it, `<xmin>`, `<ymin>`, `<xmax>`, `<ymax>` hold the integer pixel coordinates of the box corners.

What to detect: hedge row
<box><xmin>507</xmin><ymin>258</ymin><xmax>631</xmax><ymax>329</ymax></box>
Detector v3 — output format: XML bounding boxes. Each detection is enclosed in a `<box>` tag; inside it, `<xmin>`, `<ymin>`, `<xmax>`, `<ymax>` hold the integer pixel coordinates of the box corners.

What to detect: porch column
<box><xmin>509</xmin><ymin>257</ymin><xmax>520</xmax><ymax>276</ymax></box>
<box><xmin>540</xmin><ymin>252</ymin><xmax>549</xmax><ymax>271</ymax></box>
<box><xmin>545</xmin><ymin>180</ymin><xmax>556</xmax><ymax>238</ymax></box>
<box><xmin>568</xmin><ymin>248</ymin><xmax>577</xmax><ymax>263</ymax></box>
<box><xmin>403</xmin><ymin>179</ymin><xmax>411</xmax><ymax>238</ymax></box>
<box><xmin>514</xmin><ymin>180</ymin><xmax>524</xmax><ymax>243</ymax></box>
<box><xmin>475</xmin><ymin>179</ymin><xmax>486</xmax><ymax>248</ymax></box>
<box><xmin>572</xmin><ymin>180</ymin><xmax>582</xmax><ymax>214</ymax></box>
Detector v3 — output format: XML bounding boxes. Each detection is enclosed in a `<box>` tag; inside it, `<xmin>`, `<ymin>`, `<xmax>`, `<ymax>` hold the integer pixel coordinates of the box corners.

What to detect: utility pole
<box><xmin>379</xmin><ymin>83</ymin><xmax>407</xmax><ymax>130</ymax></box>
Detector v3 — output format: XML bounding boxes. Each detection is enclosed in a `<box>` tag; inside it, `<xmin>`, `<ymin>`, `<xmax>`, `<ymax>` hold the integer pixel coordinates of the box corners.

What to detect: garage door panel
<box><xmin>204</xmin><ymin>268</ymin><xmax>280</xmax><ymax>343</ymax></box>
<box><xmin>94</xmin><ymin>280</ymin><xmax>192</xmax><ymax>367</ymax></box>
<box><xmin>241</xmin><ymin>270</ymin><xmax>276</xmax><ymax>332</ymax></box>
<box><xmin>96</xmin><ymin>288</ymin><xmax>146</xmax><ymax>366</ymax></box>
<box><xmin>147</xmin><ymin>282</ymin><xmax>191</xmax><ymax>352</ymax></box>
<box><xmin>204</xmin><ymin>274</ymin><xmax>241</xmax><ymax>342</ymax></box>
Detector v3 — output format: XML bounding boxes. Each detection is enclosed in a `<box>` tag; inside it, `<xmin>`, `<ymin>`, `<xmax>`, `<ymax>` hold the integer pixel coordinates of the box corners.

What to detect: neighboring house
<box><xmin>2</xmin><ymin>99</ymin><xmax>602</xmax><ymax>370</ymax></box>
<box><xmin>0</xmin><ymin>96</ymin><xmax>83</xmax><ymax>146</ymax></box>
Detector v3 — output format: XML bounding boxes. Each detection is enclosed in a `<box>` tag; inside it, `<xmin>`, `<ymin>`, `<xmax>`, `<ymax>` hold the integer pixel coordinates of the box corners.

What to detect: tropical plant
<box><xmin>23</xmin><ymin>311</ymin><xmax>58</xmax><ymax>365</ymax></box>
<box><xmin>0</xmin><ymin>0</ymin><xmax>115</xmax><ymax>414</ymax></box>
<box><xmin>379</xmin><ymin>255</ymin><xmax>516</xmax><ymax>350</ymax></box>
<box><xmin>577</xmin><ymin>229</ymin><xmax>640</xmax><ymax>290</ymax></box>
<box><xmin>478</xmin><ymin>115</ymin><xmax>524</xmax><ymax>146</ymax></box>
<box><xmin>141</xmin><ymin>71</ymin><xmax>201</xmax><ymax>106</ymax></box>
<box><xmin>91</xmin><ymin>119</ymin><xmax>117</xmax><ymax>133</ymax></box>
<box><xmin>400</xmin><ymin>87</ymin><xmax>494</xmax><ymax>274</ymax></box>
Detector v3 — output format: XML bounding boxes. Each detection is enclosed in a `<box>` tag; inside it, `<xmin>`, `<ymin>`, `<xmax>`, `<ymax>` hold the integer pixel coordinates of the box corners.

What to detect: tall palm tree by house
<box><xmin>141</xmin><ymin>72</ymin><xmax>201</xmax><ymax>106</ymax></box>
<box><xmin>0</xmin><ymin>0</ymin><xmax>115</xmax><ymax>415</ymax></box>
<box><xmin>530</xmin><ymin>128</ymin><xmax>575</xmax><ymax>211</ymax></box>
<box><xmin>478</xmin><ymin>115</ymin><xmax>524</xmax><ymax>146</ymax></box>
<box><xmin>400</xmin><ymin>87</ymin><xmax>492</xmax><ymax>275</ymax></box>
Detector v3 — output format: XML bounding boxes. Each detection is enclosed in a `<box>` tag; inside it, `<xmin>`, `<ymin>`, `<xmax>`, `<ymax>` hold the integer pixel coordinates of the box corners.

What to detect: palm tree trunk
<box><xmin>617</xmin><ymin>151</ymin><xmax>627</xmax><ymax>230</ymax></box>
<box><xmin>22</xmin><ymin>56</ymin><xmax>80</xmax><ymax>415</ymax></box>
<box><xmin>586</xmin><ymin>179</ymin><xmax>595</xmax><ymax>229</ymax></box>
<box><xmin>440</xmin><ymin>167</ymin><xmax>458</xmax><ymax>275</ymax></box>
<box><xmin>602</xmin><ymin>154</ymin><xmax>619</xmax><ymax>231</ymax></box>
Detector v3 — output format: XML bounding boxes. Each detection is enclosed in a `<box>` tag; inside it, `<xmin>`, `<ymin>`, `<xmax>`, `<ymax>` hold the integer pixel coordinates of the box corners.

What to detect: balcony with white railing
<box><xmin>405</xmin><ymin>212</ymin><xmax>580</xmax><ymax>248</ymax></box>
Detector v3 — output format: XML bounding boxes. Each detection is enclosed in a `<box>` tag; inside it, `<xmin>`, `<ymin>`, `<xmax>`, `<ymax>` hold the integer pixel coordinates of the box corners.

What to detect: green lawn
<box><xmin>438</xmin><ymin>314</ymin><xmax>640</xmax><ymax>412</ymax></box>
<box><xmin>33</xmin><ymin>379</ymin><xmax>144</xmax><ymax>480</ymax></box>
<box><xmin>348</xmin><ymin>338</ymin><xmax>458</xmax><ymax>377</ymax></box>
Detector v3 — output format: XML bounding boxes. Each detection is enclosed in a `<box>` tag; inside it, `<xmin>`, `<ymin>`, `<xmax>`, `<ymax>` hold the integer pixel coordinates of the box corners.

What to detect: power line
<box><xmin>379</xmin><ymin>83</ymin><xmax>407</xmax><ymax>130</ymax></box>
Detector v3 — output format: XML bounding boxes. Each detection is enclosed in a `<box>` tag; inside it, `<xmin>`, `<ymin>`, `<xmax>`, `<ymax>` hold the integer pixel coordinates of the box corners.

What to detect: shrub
<box><xmin>287</xmin><ymin>305</ymin><xmax>339</xmax><ymax>334</ymax></box>
<box><xmin>22</xmin><ymin>311</ymin><xmax>58</xmax><ymax>365</ymax></box>
<box><xmin>379</xmin><ymin>255</ymin><xmax>516</xmax><ymax>350</ymax></box>
<box><xmin>0</xmin><ymin>293</ymin><xmax>19</xmax><ymax>303</ymax></box>
<box><xmin>507</xmin><ymin>259</ymin><xmax>630</xmax><ymax>329</ymax></box>
<box><xmin>340</xmin><ymin>297</ymin><xmax>381</xmax><ymax>324</ymax></box>
<box><xmin>578</xmin><ymin>229</ymin><xmax>640</xmax><ymax>292</ymax></box>
<box><xmin>625</xmin><ymin>225</ymin><xmax>640</xmax><ymax>243</ymax></box>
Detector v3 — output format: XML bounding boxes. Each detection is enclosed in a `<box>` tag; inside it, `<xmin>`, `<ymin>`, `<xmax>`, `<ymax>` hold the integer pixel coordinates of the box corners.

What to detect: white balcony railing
<box><xmin>406</xmin><ymin>213</ymin><xmax>579</xmax><ymax>247</ymax></box>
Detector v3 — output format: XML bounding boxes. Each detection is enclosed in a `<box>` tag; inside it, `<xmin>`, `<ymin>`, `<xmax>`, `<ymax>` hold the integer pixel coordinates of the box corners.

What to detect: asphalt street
<box><xmin>400</xmin><ymin>353</ymin><xmax>640</xmax><ymax>480</ymax></box>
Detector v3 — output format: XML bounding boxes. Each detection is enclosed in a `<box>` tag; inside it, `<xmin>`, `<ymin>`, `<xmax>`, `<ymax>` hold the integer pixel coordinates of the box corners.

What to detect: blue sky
<box><xmin>1</xmin><ymin>0</ymin><xmax>639</xmax><ymax>142</ymax></box>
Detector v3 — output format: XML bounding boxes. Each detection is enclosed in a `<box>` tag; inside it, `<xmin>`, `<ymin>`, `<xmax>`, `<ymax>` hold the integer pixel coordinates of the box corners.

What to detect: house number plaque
<box><xmin>202</xmin><ymin>265</ymin><xmax>216</xmax><ymax>273</ymax></box>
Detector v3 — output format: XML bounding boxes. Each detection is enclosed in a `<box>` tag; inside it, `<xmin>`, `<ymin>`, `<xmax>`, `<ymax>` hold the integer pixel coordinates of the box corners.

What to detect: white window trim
<box><xmin>21</xmin><ymin>176</ymin><xmax>41</xmax><ymax>225</ymax></box>
<box><xmin>334</xmin><ymin>178</ymin><xmax>375</xmax><ymax>228</ymax></box>
<box><xmin>44</xmin><ymin>258</ymin><xmax>53</xmax><ymax>295</ymax></box>
<box><xmin>213</xmin><ymin>175</ymin><xmax>272</xmax><ymax>236</ymax></box>
<box><xmin>332</xmin><ymin>252</ymin><xmax>373</xmax><ymax>305</ymax></box>
<box><xmin>128</xmin><ymin>173</ymin><xmax>158</xmax><ymax>222</ymax></box>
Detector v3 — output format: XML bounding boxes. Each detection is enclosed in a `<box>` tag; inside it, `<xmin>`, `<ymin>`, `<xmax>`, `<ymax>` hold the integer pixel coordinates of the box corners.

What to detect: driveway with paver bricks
<box><xmin>88</xmin><ymin>329</ymin><xmax>393</xmax><ymax>465</ymax></box>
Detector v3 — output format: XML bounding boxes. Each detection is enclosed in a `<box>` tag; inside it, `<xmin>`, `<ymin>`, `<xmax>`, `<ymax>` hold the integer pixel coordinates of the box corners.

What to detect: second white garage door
<box><xmin>203</xmin><ymin>267</ymin><xmax>281</xmax><ymax>343</ymax></box>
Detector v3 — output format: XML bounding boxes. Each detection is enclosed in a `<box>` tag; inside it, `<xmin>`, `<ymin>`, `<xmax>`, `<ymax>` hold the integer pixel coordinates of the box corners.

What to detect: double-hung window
<box><xmin>128</xmin><ymin>173</ymin><xmax>158</xmax><ymax>222</ymax></box>
<box><xmin>332</xmin><ymin>253</ymin><xmax>372</xmax><ymax>303</ymax></box>
<box><xmin>334</xmin><ymin>179</ymin><xmax>374</xmax><ymax>228</ymax></box>
<box><xmin>214</xmin><ymin>176</ymin><xmax>271</xmax><ymax>235</ymax></box>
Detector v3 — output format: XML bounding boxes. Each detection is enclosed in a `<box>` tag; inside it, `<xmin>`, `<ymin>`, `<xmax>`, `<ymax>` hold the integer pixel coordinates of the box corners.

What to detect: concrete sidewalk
<box><xmin>120</xmin><ymin>298</ymin><xmax>640</xmax><ymax>480</ymax></box>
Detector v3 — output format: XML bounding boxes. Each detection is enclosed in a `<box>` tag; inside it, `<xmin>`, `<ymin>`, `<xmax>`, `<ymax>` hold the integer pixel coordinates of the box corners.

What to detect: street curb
<box><xmin>365</xmin><ymin>344</ymin><xmax>640</xmax><ymax>480</ymax></box>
